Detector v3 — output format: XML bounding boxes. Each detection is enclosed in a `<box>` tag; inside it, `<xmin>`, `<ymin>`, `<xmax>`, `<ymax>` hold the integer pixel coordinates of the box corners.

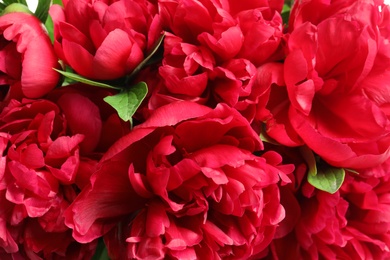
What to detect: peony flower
<box><xmin>262</xmin><ymin>148</ymin><xmax>390</xmax><ymax>260</ymax></box>
<box><xmin>49</xmin><ymin>0</ymin><xmax>162</xmax><ymax>80</ymax></box>
<box><xmin>140</xmin><ymin>0</ymin><xmax>284</xmax><ymax>122</ymax></box>
<box><xmin>0</xmin><ymin>98</ymin><xmax>100</xmax><ymax>258</ymax></box>
<box><xmin>336</xmin><ymin>171</ymin><xmax>390</xmax><ymax>259</ymax></box>
<box><xmin>47</xmin><ymin>84</ymin><xmax>131</xmax><ymax>155</ymax></box>
<box><xmin>158</xmin><ymin>0</ymin><xmax>283</xmax><ymax>63</ymax></box>
<box><xmin>64</xmin><ymin>101</ymin><xmax>294</xmax><ymax>259</ymax></box>
<box><xmin>0</xmin><ymin>11</ymin><xmax>60</xmax><ymax>103</ymax></box>
<box><xmin>157</xmin><ymin>33</ymin><xmax>215</xmax><ymax>98</ymax></box>
<box><xmin>233</xmin><ymin>1</ymin><xmax>284</xmax><ymax>66</ymax></box>
<box><xmin>0</xmin><ymin>84</ymin><xmax>129</xmax><ymax>257</ymax></box>
<box><xmin>256</xmin><ymin>0</ymin><xmax>390</xmax><ymax>170</ymax></box>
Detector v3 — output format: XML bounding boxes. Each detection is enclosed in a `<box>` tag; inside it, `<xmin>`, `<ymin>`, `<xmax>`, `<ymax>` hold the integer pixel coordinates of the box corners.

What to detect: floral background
<box><xmin>0</xmin><ymin>0</ymin><xmax>389</xmax><ymax>259</ymax></box>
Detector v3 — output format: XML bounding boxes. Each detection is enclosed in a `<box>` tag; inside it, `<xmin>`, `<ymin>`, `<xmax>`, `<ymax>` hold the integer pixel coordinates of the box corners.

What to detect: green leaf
<box><xmin>52</xmin><ymin>0</ymin><xmax>63</xmax><ymax>6</ymax></box>
<box><xmin>34</xmin><ymin>0</ymin><xmax>51</xmax><ymax>23</ymax></box>
<box><xmin>2</xmin><ymin>0</ymin><xmax>17</xmax><ymax>6</ymax></box>
<box><xmin>17</xmin><ymin>0</ymin><xmax>27</xmax><ymax>5</ymax></box>
<box><xmin>45</xmin><ymin>14</ymin><xmax>54</xmax><ymax>43</ymax></box>
<box><xmin>307</xmin><ymin>166</ymin><xmax>346</xmax><ymax>194</ymax></box>
<box><xmin>259</xmin><ymin>132</ymin><xmax>280</xmax><ymax>145</ymax></box>
<box><xmin>127</xmin><ymin>33</ymin><xmax>165</xmax><ymax>81</ymax></box>
<box><xmin>299</xmin><ymin>146</ymin><xmax>317</xmax><ymax>177</ymax></box>
<box><xmin>0</xmin><ymin>0</ymin><xmax>26</xmax><ymax>7</ymax></box>
<box><xmin>0</xmin><ymin>3</ymin><xmax>6</xmax><ymax>12</ymax></box>
<box><xmin>259</xmin><ymin>126</ymin><xmax>279</xmax><ymax>145</ymax></box>
<box><xmin>54</xmin><ymin>69</ymin><xmax>121</xmax><ymax>90</ymax></box>
<box><xmin>103</xmin><ymin>82</ymin><xmax>148</xmax><ymax>123</ymax></box>
<box><xmin>282</xmin><ymin>3</ymin><xmax>291</xmax><ymax>13</ymax></box>
<box><xmin>91</xmin><ymin>239</ymin><xmax>110</xmax><ymax>260</ymax></box>
<box><xmin>281</xmin><ymin>10</ymin><xmax>290</xmax><ymax>25</ymax></box>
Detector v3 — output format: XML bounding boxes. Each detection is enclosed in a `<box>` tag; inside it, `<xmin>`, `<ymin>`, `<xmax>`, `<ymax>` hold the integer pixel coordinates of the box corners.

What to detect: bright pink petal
<box><xmin>203</xmin><ymin>220</ymin><xmax>233</xmax><ymax>246</ymax></box>
<box><xmin>145</xmin><ymin>201</ymin><xmax>170</xmax><ymax>237</ymax></box>
<box><xmin>65</xmin><ymin>161</ymin><xmax>146</xmax><ymax>243</ymax></box>
<box><xmin>62</xmin><ymin>39</ymin><xmax>95</xmax><ymax>77</ymax></box>
<box><xmin>45</xmin><ymin>134</ymin><xmax>84</xmax><ymax>161</ymax></box>
<box><xmin>92</xmin><ymin>29</ymin><xmax>138</xmax><ymax>79</ymax></box>
<box><xmin>47</xmin><ymin>152</ymin><xmax>79</xmax><ymax>184</ymax></box>
<box><xmin>57</xmin><ymin>93</ymin><xmax>102</xmax><ymax>154</ymax></box>
<box><xmin>139</xmin><ymin>101</ymin><xmax>212</xmax><ymax>128</ymax></box>
<box><xmin>20</xmin><ymin>143</ymin><xmax>45</xmax><ymax>169</ymax></box>
<box><xmin>198</xmin><ymin>26</ymin><xmax>244</xmax><ymax>61</ymax></box>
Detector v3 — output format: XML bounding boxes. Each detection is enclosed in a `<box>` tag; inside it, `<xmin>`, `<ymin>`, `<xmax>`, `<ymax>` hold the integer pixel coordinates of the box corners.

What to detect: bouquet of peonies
<box><xmin>0</xmin><ymin>0</ymin><xmax>389</xmax><ymax>259</ymax></box>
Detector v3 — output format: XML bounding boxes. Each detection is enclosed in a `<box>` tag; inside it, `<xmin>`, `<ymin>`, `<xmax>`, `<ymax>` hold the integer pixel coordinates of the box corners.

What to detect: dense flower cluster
<box><xmin>0</xmin><ymin>0</ymin><xmax>389</xmax><ymax>259</ymax></box>
<box><xmin>265</xmin><ymin>155</ymin><xmax>390</xmax><ymax>260</ymax></box>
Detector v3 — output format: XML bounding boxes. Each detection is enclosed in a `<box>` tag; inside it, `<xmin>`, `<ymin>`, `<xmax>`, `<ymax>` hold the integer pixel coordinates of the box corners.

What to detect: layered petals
<box><xmin>65</xmin><ymin>102</ymin><xmax>293</xmax><ymax>259</ymax></box>
<box><xmin>50</xmin><ymin>0</ymin><xmax>162</xmax><ymax>80</ymax></box>
<box><xmin>0</xmin><ymin>12</ymin><xmax>59</xmax><ymax>102</ymax></box>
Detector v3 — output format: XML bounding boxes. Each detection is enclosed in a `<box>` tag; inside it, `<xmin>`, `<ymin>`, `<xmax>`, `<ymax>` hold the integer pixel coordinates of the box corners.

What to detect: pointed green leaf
<box><xmin>259</xmin><ymin>123</ymin><xmax>279</xmax><ymax>145</ymax></box>
<box><xmin>282</xmin><ymin>3</ymin><xmax>291</xmax><ymax>13</ymax></box>
<box><xmin>259</xmin><ymin>130</ymin><xmax>279</xmax><ymax>145</ymax></box>
<box><xmin>2</xmin><ymin>0</ymin><xmax>17</xmax><ymax>6</ymax></box>
<box><xmin>34</xmin><ymin>0</ymin><xmax>51</xmax><ymax>23</ymax></box>
<box><xmin>307</xmin><ymin>166</ymin><xmax>345</xmax><ymax>194</ymax></box>
<box><xmin>260</xmin><ymin>132</ymin><xmax>278</xmax><ymax>145</ymax></box>
<box><xmin>54</xmin><ymin>69</ymin><xmax>121</xmax><ymax>90</ymax></box>
<box><xmin>45</xmin><ymin>14</ymin><xmax>54</xmax><ymax>43</ymax></box>
<box><xmin>92</xmin><ymin>238</ymin><xmax>109</xmax><ymax>260</ymax></box>
<box><xmin>281</xmin><ymin>9</ymin><xmax>290</xmax><ymax>25</ymax></box>
<box><xmin>52</xmin><ymin>0</ymin><xmax>63</xmax><ymax>6</ymax></box>
<box><xmin>0</xmin><ymin>3</ymin><xmax>6</xmax><ymax>12</ymax></box>
<box><xmin>103</xmin><ymin>82</ymin><xmax>148</xmax><ymax>122</ymax></box>
<box><xmin>127</xmin><ymin>33</ymin><xmax>165</xmax><ymax>80</ymax></box>
<box><xmin>299</xmin><ymin>146</ymin><xmax>317</xmax><ymax>177</ymax></box>
<box><xmin>18</xmin><ymin>0</ymin><xmax>27</xmax><ymax>5</ymax></box>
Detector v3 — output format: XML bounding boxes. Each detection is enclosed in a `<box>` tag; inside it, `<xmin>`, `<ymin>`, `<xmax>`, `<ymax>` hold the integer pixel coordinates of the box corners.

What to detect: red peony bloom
<box><xmin>49</xmin><ymin>0</ymin><xmax>162</xmax><ymax>80</ymax></box>
<box><xmin>0</xmin><ymin>12</ymin><xmax>60</xmax><ymax>103</ymax></box>
<box><xmin>0</xmin><ymin>98</ymin><xmax>100</xmax><ymax>258</ymax></box>
<box><xmin>64</xmin><ymin>101</ymin><xmax>293</xmax><ymax>259</ymax></box>
<box><xmin>256</xmin><ymin>0</ymin><xmax>390</xmax><ymax>169</ymax></box>
<box><xmin>259</xmin><ymin>144</ymin><xmax>390</xmax><ymax>260</ymax></box>
<box><xmin>140</xmin><ymin>0</ymin><xmax>284</xmax><ymax>122</ymax></box>
<box><xmin>337</xmin><ymin>171</ymin><xmax>390</xmax><ymax>259</ymax></box>
<box><xmin>47</xmin><ymin>84</ymin><xmax>131</xmax><ymax>155</ymax></box>
<box><xmin>159</xmin><ymin>0</ymin><xmax>283</xmax><ymax>63</ymax></box>
<box><xmin>157</xmin><ymin>33</ymin><xmax>215</xmax><ymax>99</ymax></box>
<box><xmin>266</xmin><ymin>167</ymin><xmax>390</xmax><ymax>260</ymax></box>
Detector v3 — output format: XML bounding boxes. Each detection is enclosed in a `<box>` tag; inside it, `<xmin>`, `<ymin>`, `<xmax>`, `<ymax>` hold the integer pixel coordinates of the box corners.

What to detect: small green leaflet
<box><xmin>2</xmin><ymin>0</ymin><xmax>27</xmax><ymax>6</ymax></box>
<box><xmin>54</xmin><ymin>69</ymin><xmax>121</xmax><ymax>90</ymax></box>
<box><xmin>281</xmin><ymin>0</ymin><xmax>294</xmax><ymax>26</ymax></box>
<box><xmin>259</xmin><ymin>131</ymin><xmax>279</xmax><ymax>145</ymax></box>
<box><xmin>45</xmin><ymin>15</ymin><xmax>54</xmax><ymax>43</ymax></box>
<box><xmin>300</xmin><ymin>146</ymin><xmax>345</xmax><ymax>194</ymax></box>
<box><xmin>52</xmin><ymin>0</ymin><xmax>63</xmax><ymax>6</ymax></box>
<box><xmin>104</xmin><ymin>82</ymin><xmax>148</xmax><ymax>123</ymax></box>
<box><xmin>259</xmin><ymin>130</ymin><xmax>280</xmax><ymax>146</ymax></box>
<box><xmin>91</xmin><ymin>238</ymin><xmax>109</xmax><ymax>260</ymax></box>
<box><xmin>307</xmin><ymin>166</ymin><xmax>345</xmax><ymax>194</ymax></box>
<box><xmin>34</xmin><ymin>0</ymin><xmax>51</xmax><ymax>23</ymax></box>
